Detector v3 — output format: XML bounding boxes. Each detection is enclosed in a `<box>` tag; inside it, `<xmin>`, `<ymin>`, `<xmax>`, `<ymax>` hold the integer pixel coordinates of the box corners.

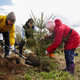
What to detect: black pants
<box><xmin>19</xmin><ymin>39</ymin><xmax>25</xmax><ymax>54</ymax></box>
<box><xmin>64</xmin><ymin>49</ymin><xmax>75</xmax><ymax>67</ymax></box>
<box><xmin>1</xmin><ymin>31</ymin><xmax>10</xmax><ymax>57</ymax></box>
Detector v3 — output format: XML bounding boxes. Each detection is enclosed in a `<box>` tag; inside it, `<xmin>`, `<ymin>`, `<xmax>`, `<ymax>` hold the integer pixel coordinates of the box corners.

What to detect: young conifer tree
<box><xmin>28</xmin><ymin>11</ymin><xmax>63</xmax><ymax>61</ymax></box>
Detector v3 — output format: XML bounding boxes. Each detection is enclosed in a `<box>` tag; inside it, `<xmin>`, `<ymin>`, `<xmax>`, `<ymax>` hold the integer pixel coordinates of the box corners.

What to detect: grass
<box><xmin>1</xmin><ymin>47</ymin><xmax>80</xmax><ymax>80</ymax></box>
<box><xmin>21</xmin><ymin>47</ymin><xmax>80</xmax><ymax>80</ymax></box>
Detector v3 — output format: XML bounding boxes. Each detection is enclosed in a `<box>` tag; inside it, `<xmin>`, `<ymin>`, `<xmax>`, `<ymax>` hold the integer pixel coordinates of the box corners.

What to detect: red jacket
<box><xmin>46</xmin><ymin>19</ymin><xmax>80</xmax><ymax>54</ymax></box>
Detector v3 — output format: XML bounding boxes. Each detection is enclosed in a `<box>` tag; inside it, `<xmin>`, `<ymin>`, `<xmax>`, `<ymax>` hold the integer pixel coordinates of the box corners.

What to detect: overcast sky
<box><xmin>0</xmin><ymin>0</ymin><xmax>80</xmax><ymax>34</ymax></box>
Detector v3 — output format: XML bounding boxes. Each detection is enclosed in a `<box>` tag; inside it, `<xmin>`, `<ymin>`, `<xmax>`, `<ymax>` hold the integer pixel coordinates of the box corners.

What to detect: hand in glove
<box><xmin>45</xmin><ymin>50</ymin><xmax>49</xmax><ymax>55</ymax></box>
<box><xmin>10</xmin><ymin>46</ymin><xmax>14</xmax><ymax>50</ymax></box>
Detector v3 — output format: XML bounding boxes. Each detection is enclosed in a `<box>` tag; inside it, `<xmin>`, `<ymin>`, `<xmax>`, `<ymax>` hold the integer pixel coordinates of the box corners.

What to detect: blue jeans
<box><xmin>64</xmin><ymin>49</ymin><xmax>75</xmax><ymax>67</ymax></box>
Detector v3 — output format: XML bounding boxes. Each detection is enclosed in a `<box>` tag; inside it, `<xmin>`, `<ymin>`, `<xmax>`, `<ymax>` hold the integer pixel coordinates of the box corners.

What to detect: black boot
<box><xmin>67</xmin><ymin>64</ymin><xmax>75</xmax><ymax>75</ymax></box>
<box><xmin>62</xmin><ymin>64</ymin><xmax>75</xmax><ymax>75</ymax></box>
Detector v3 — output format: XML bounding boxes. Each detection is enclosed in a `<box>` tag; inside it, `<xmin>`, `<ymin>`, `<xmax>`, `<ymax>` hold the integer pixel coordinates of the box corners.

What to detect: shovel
<box><xmin>3</xmin><ymin>43</ymin><xmax>40</xmax><ymax>67</ymax></box>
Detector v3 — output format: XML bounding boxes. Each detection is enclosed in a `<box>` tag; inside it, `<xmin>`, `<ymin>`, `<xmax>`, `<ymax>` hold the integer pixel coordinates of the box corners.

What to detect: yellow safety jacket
<box><xmin>0</xmin><ymin>15</ymin><xmax>15</xmax><ymax>46</ymax></box>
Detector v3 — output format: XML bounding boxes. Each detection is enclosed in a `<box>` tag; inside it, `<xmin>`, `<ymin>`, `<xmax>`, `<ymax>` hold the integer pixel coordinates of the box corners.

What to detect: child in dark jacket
<box><xmin>19</xmin><ymin>18</ymin><xmax>35</xmax><ymax>56</ymax></box>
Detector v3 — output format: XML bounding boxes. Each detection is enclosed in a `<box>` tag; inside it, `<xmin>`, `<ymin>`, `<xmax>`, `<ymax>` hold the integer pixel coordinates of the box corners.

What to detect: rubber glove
<box><xmin>45</xmin><ymin>50</ymin><xmax>49</xmax><ymax>55</ymax></box>
<box><xmin>10</xmin><ymin>46</ymin><xmax>14</xmax><ymax>50</ymax></box>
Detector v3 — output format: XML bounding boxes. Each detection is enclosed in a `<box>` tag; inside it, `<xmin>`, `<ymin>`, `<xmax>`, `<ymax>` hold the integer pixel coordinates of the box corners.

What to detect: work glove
<box><xmin>45</xmin><ymin>50</ymin><xmax>49</xmax><ymax>55</ymax></box>
<box><xmin>10</xmin><ymin>46</ymin><xmax>14</xmax><ymax>50</ymax></box>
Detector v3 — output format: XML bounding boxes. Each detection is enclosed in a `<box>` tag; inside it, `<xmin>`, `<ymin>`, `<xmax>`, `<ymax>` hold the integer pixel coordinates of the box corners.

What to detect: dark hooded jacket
<box><xmin>23</xmin><ymin>22</ymin><xmax>34</xmax><ymax>38</ymax></box>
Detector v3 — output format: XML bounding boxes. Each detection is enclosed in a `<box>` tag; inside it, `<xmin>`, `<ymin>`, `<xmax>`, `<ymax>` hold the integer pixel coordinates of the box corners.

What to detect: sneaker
<box><xmin>5</xmin><ymin>55</ymin><xmax>10</xmax><ymax>58</ymax></box>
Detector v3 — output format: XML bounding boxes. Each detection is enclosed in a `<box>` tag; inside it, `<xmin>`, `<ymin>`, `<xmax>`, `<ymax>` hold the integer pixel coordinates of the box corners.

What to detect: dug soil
<box><xmin>0</xmin><ymin>55</ymin><xmax>27</xmax><ymax>80</ymax></box>
<box><xmin>0</xmin><ymin>47</ymin><xmax>60</xmax><ymax>80</ymax></box>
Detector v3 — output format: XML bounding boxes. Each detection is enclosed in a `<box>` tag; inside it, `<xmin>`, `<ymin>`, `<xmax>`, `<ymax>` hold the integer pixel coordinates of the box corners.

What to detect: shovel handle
<box><xmin>3</xmin><ymin>43</ymin><xmax>27</xmax><ymax>59</ymax></box>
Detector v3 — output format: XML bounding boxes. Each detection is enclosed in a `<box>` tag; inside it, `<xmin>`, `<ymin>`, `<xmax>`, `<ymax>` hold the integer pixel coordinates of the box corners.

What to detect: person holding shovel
<box><xmin>0</xmin><ymin>12</ymin><xmax>16</xmax><ymax>58</ymax></box>
<box><xmin>19</xmin><ymin>18</ymin><xmax>35</xmax><ymax>57</ymax></box>
<box><xmin>43</xmin><ymin>19</ymin><xmax>79</xmax><ymax>75</ymax></box>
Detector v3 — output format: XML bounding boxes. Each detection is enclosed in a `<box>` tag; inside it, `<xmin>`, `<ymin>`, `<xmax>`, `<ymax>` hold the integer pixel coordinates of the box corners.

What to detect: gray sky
<box><xmin>0</xmin><ymin>0</ymin><xmax>80</xmax><ymax>34</ymax></box>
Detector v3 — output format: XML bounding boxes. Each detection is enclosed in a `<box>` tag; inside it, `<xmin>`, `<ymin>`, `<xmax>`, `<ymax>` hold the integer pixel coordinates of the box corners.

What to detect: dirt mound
<box><xmin>0</xmin><ymin>52</ymin><xmax>61</xmax><ymax>80</ymax></box>
<box><xmin>0</xmin><ymin>74</ymin><xmax>15</xmax><ymax>80</ymax></box>
<box><xmin>0</xmin><ymin>55</ymin><xmax>27</xmax><ymax>80</ymax></box>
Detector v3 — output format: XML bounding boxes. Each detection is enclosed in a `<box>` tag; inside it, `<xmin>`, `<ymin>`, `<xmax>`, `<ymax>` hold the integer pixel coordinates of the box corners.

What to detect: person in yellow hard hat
<box><xmin>0</xmin><ymin>12</ymin><xmax>16</xmax><ymax>58</ymax></box>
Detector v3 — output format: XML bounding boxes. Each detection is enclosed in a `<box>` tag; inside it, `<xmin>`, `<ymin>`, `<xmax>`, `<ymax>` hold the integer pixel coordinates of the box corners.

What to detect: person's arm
<box><xmin>46</xmin><ymin>28</ymin><xmax>63</xmax><ymax>54</ymax></box>
<box><xmin>44</xmin><ymin>33</ymin><xmax>55</xmax><ymax>39</ymax></box>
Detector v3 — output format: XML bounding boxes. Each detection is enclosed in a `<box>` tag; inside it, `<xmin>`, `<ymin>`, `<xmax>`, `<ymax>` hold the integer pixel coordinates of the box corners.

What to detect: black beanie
<box><xmin>6</xmin><ymin>12</ymin><xmax>16</xmax><ymax>22</ymax></box>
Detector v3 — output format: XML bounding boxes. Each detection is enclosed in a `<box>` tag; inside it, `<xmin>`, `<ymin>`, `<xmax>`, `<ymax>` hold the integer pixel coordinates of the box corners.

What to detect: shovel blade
<box><xmin>25</xmin><ymin>56</ymin><xmax>40</xmax><ymax>67</ymax></box>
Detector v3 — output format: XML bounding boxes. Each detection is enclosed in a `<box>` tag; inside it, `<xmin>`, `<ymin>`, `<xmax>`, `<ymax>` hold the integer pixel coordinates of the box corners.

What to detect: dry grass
<box><xmin>54</xmin><ymin>48</ymin><xmax>80</xmax><ymax>79</ymax></box>
<box><xmin>54</xmin><ymin>54</ymin><xmax>66</xmax><ymax>69</ymax></box>
<box><xmin>0</xmin><ymin>46</ymin><xmax>80</xmax><ymax>79</ymax></box>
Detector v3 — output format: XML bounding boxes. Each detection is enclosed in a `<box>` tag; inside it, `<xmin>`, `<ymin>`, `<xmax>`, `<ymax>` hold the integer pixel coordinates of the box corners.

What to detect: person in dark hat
<box><xmin>19</xmin><ymin>18</ymin><xmax>35</xmax><ymax>56</ymax></box>
<box><xmin>0</xmin><ymin>12</ymin><xmax>16</xmax><ymax>58</ymax></box>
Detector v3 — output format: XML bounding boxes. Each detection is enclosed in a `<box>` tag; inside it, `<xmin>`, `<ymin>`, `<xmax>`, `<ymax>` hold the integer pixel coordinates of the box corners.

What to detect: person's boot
<box><xmin>5</xmin><ymin>50</ymin><xmax>10</xmax><ymax>58</ymax></box>
<box><xmin>5</xmin><ymin>55</ymin><xmax>10</xmax><ymax>58</ymax></box>
<box><xmin>67</xmin><ymin>64</ymin><xmax>75</xmax><ymax>75</ymax></box>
